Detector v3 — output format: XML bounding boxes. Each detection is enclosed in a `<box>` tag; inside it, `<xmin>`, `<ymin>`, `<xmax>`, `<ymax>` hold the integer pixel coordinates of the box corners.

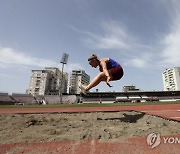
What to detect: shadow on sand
<box><xmin>97</xmin><ymin>112</ymin><xmax>145</xmax><ymax>123</ymax></box>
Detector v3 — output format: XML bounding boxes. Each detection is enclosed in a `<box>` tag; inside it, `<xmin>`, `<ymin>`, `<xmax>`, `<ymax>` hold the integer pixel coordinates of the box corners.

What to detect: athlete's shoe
<box><xmin>79</xmin><ymin>84</ymin><xmax>88</xmax><ymax>95</ymax></box>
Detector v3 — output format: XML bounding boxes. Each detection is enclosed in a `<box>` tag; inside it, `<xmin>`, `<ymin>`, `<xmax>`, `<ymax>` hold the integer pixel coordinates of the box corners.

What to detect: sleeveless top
<box><xmin>106</xmin><ymin>58</ymin><xmax>121</xmax><ymax>69</ymax></box>
<box><xmin>99</xmin><ymin>58</ymin><xmax>121</xmax><ymax>71</ymax></box>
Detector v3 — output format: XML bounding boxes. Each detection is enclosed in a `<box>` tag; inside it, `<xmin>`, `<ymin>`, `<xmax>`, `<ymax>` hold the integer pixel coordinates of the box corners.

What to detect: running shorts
<box><xmin>109</xmin><ymin>66</ymin><xmax>124</xmax><ymax>81</ymax></box>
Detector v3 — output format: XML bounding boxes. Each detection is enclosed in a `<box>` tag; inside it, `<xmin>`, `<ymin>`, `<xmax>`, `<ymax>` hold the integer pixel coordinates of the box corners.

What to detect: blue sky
<box><xmin>0</xmin><ymin>0</ymin><xmax>180</xmax><ymax>93</ymax></box>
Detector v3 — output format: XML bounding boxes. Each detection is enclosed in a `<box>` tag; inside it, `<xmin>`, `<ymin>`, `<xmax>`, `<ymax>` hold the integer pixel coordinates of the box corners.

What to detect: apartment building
<box><xmin>162</xmin><ymin>67</ymin><xmax>180</xmax><ymax>91</ymax></box>
<box><xmin>28</xmin><ymin>67</ymin><xmax>68</xmax><ymax>96</ymax></box>
<box><xmin>69</xmin><ymin>69</ymin><xmax>90</xmax><ymax>94</ymax></box>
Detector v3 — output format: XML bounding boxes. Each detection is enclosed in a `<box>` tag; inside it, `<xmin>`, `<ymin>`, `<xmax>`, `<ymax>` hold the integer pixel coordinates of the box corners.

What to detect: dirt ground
<box><xmin>0</xmin><ymin>111</ymin><xmax>180</xmax><ymax>144</ymax></box>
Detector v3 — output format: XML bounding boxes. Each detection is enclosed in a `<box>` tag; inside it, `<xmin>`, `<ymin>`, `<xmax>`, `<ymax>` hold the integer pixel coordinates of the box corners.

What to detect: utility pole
<box><xmin>59</xmin><ymin>53</ymin><xmax>69</xmax><ymax>104</ymax></box>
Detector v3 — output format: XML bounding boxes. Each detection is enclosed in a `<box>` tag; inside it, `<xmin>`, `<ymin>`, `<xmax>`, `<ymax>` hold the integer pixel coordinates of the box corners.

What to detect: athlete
<box><xmin>79</xmin><ymin>54</ymin><xmax>124</xmax><ymax>95</ymax></box>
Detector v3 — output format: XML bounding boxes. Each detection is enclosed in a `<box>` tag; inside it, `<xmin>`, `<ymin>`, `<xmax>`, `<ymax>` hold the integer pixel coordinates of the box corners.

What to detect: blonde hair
<box><xmin>88</xmin><ymin>54</ymin><xmax>98</xmax><ymax>61</ymax></box>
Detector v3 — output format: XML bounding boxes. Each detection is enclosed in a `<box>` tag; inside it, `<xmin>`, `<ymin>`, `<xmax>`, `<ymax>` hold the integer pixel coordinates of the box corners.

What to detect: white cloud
<box><xmin>161</xmin><ymin>28</ymin><xmax>180</xmax><ymax>65</ymax></box>
<box><xmin>160</xmin><ymin>0</ymin><xmax>180</xmax><ymax>66</ymax></box>
<box><xmin>129</xmin><ymin>58</ymin><xmax>146</xmax><ymax>68</ymax></box>
<box><xmin>0</xmin><ymin>47</ymin><xmax>83</xmax><ymax>73</ymax></box>
<box><xmin>78</xmin><ymin>20</ymin><xmax>155</xmax><ymax>69</ymax></box>
<box><xmin>84</xmin><ymin>21</ymin><xmax>131</xmax><ymax>50</ymax></box>
<box><xmin>0</xmin><ymin>47</ymin><xmax>57</xmax><ymax>68</ymax></box>
<box><xmin>124</xmin><ymin>52</ymin><xmax>152</xmax><ymax>68</ymax></box>
<box><xmin>68</xmin><ymin>20</ymin><xmax>160</xmax><ymax>69</ymax></box>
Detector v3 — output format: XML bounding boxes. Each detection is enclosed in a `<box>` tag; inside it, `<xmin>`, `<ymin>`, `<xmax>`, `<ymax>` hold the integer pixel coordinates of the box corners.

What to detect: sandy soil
<box><xmin>0</xmin><ymin>111</ymin><xmax>180</xmax><ymax>144</ymax></box>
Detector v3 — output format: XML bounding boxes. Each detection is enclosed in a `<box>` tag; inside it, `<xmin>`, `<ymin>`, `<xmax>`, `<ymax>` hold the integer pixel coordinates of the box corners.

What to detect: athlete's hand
<box><xmin>106</xmin><ymin>82</ymin><xmax>113</xmax><ymax>88</ymax></box>
<box><xmin>106</xmin><ymin>76</ymin><xmax>113</xmax><ymax>87</ymax></box>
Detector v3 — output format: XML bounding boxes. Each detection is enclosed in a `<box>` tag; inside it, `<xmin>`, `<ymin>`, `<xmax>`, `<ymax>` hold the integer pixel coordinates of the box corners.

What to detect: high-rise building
<box><xmin>28</xmin><ymin>67</ymin><xmax>68</xmax><ymax>96</ymax></box>
<box><xmin>162</xmin><ymin>67</ymin><xmax>180</xmax><ymax>91</ymax></box>
<box><xmin>69</xmin><ymin>69</ymin><xmax>90</xmax><ymax>94</ymax></box>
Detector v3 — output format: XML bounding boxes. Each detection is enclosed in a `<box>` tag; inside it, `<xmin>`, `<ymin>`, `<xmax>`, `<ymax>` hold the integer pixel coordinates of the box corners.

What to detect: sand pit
<box><xmin>0</xmin><ymin>111</ymin><xmax>180</xmax><ymax>144</ymax></box>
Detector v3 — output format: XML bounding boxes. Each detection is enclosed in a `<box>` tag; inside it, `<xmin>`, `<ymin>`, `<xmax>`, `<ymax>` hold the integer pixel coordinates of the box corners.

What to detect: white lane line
<box><xmin>170</xmin><ymin>117</ymin><xmax>180</xmax><ymax>119</ymax></box>
<box><xmin>141</xmin><ymin>110</ymin><xmax>178</xmax><ymax>112</ymax></box>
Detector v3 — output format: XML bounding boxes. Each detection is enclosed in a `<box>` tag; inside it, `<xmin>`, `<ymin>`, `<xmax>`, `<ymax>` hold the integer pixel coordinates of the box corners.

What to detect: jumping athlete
<box><xmin>79</xmin><ymin>54</ymin><xmax>124</xmax><ymax>95</ymax></box>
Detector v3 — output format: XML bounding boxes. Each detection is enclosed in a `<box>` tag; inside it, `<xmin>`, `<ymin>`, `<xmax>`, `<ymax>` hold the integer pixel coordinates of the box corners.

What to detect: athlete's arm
<box><xmin>100</xmin><ymin>58</ymin><xmax>110</xmax><ymax>78</ymax></box>
<box><xmin>100</xmin><ymin>58</ymin><xmax>113</xmax><ymax>87</ymax></box>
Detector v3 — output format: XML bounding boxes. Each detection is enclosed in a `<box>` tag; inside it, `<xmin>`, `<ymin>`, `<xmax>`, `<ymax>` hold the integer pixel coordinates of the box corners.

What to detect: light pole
<box><xmin>59</xmin><ymin>53</ymin><xmax>69</xmax><ymax>104</ymax></box>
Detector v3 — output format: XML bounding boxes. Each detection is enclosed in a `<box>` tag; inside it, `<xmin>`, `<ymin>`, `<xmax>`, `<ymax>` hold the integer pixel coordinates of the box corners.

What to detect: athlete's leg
<box><xmin>85</xmin><ymin>71</ymin><xmax>112</xmax><ymax>91</ymax></box>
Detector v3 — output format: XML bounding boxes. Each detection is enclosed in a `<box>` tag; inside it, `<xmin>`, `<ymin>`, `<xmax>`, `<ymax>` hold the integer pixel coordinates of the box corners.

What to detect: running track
<box><xmin>0</xmin><ymin>104</ymin><xmax>180</xmax><ymax>121</ymax></box>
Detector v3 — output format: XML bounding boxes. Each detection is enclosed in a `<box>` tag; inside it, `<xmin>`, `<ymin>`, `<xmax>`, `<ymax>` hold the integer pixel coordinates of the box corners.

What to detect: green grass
<box><xmin>0</xmin><ymin>101</ymin><xmax>179</xmax><ymax>109</ymax></box>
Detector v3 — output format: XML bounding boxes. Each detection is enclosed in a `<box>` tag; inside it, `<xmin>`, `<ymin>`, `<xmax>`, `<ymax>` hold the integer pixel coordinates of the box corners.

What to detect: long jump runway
<box><xmin>0</xmin><ymin>104</ymin><xmax>180</xmax><ymax>121</ymax></box>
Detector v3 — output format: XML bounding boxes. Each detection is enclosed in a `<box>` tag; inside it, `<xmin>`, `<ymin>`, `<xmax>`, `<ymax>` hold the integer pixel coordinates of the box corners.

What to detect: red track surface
<box><xmin>0</xmin><ymin>104</ymin><xmax>180</xmax><ymax>154</ymax></box>
<box><xmin>0</xmin><ymin>135</ymin><xmax>180</xmax><ymax>154</ymax></box>
<box><xmin>0</xmin><ymin>104</ymin><xmax>180</xmax><ymax>121</ymax></box>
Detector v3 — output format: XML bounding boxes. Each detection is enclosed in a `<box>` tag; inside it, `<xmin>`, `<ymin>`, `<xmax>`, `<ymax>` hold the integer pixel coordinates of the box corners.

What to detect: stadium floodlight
<box><xmin>60</xmin><ymin>53</ymin><xmax>69</xmax><ymax>64</ymax></box>
<box><xmin>59</xmin><ymin>53</ymin><xmax>69</xmax><ymax>103</ymax></box>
